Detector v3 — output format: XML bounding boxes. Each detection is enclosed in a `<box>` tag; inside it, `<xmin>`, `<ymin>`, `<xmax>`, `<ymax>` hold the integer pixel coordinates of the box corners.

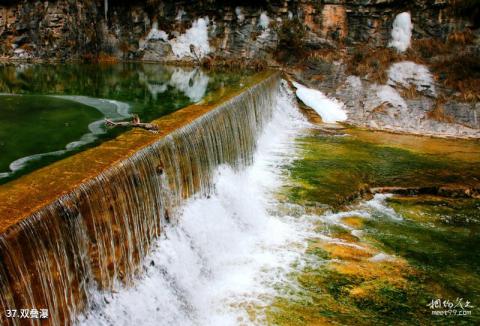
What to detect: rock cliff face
<box><xmin>0</xmin><ymin>0</ymin><xmax>475</xmax><ymax>62</ymax></box>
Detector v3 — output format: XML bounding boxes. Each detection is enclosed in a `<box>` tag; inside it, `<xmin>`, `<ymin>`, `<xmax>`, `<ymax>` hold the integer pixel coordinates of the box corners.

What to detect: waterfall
<box><xmin>0</xmin><ymin>74</ymin><xmax>280</xmax><ymax>325</ymax></box>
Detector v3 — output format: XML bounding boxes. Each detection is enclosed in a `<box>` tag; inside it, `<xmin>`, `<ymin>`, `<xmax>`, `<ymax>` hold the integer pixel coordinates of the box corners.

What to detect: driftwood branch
<box><xmin>105</xmin><ymin>116</ymin><xmax>159</xmax><ymax>132</ymax></box>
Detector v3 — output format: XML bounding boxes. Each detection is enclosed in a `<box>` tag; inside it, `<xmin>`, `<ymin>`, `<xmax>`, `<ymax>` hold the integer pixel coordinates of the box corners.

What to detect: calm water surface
<box><xmin>0</xmin><ymin>63</ymin><xmax>249</xmax><ymax>183</ymax></box>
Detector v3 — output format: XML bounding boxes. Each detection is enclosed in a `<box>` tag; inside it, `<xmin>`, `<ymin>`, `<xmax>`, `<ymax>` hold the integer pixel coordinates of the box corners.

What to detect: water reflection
<box><xmin>0</xmin><ymin>63</ymin><xmax>246</xmax><ymax>183</ymax></box>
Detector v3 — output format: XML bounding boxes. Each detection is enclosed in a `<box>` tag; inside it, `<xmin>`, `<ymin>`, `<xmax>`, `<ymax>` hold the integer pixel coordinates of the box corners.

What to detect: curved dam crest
<box><xmin>0</xmin><ymin>71</ymin><xmax>279</xmax><ymax>325</ymax></box>
<box><xmin>0</xmin><ymin>95</ymin><xmax>132</xmax><ymax>180</ymax></box>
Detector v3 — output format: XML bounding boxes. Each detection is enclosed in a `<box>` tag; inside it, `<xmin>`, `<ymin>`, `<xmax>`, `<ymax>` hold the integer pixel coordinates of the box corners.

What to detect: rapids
<box><xmin>79</xmin><ymin>80</ymin><xmax>311</xmax><ymax>325</ymax></box>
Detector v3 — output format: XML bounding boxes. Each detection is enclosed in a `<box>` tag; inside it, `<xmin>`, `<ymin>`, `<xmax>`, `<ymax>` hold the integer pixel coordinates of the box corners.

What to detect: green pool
<box><xmin>0</xmin><ymin>63</ymin><xmax>248</xmax><ymax>183</ymax></box>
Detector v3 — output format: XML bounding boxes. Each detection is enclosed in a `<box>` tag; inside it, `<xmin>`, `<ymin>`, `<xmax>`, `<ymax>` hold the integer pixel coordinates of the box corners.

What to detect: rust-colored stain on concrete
<box><xmin>0</xmin><ymin>70</ymin><xmax>276</xmax><ymax>233</ymax></box>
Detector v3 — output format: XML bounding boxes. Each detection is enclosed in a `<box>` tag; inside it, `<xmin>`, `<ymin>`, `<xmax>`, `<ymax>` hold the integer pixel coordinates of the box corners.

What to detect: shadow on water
<box><xmin>268</xmin><ymin>127</ymin><xmax>480</xmax><ymax>326</ymax></box>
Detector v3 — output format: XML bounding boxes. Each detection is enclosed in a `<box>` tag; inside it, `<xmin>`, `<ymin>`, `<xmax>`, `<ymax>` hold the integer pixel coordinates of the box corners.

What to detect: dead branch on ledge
<box><xmin>105</xmin><ymin>115</ymin><xmax>159</xmax><ymax>133</ymax></box>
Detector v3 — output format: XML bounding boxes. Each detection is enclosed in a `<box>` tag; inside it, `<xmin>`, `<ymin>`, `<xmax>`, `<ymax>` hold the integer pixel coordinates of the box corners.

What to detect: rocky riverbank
<box><xmin>1</xmin><ymin>0</ymin><xmax>479</xmax><ymax>138</ymax></box>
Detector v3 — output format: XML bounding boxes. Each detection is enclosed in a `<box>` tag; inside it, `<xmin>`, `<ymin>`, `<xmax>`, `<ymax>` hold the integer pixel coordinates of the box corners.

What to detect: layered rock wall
<box><xmin>0</xmin><ymin>0</ymin><xmax>475</xmax><ymax>61</ymax></box>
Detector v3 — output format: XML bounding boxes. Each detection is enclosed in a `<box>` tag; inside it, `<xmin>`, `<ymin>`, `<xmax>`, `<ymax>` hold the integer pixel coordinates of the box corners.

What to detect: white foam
<box><xmin>79</xmin><ymin>82</ymin><xmax>314</xmax><ymax>325</ymax></box>
<box><xmin>351</xmin><ymin>230</ymin><xmax>364</xmax><ymax>238</ymax></box>
<box><xmin>292</xmin><ymin>81</ymin><xmax>348</xmax><ymax>123</ymax></box>
<box><xmin>388</xmin><ymin>12</ymin><xmax>413</xmax><ymax>52</ymax></box>
<box><xmin>362</xmin><ymin>194</ymin><xmax>402</xmax><ymax>220</ymax></box>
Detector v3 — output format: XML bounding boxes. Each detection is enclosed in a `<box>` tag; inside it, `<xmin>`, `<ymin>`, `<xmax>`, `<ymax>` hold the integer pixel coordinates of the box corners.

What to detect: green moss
<box><xmin>268</xmin><ymin>128</ymin><xmax>480</xmax><ymax>325</ymax></box>
<box><xmin>285</xmin><ymin>130</ymin><xmax>480</xmax><ymax>208</ymax></box>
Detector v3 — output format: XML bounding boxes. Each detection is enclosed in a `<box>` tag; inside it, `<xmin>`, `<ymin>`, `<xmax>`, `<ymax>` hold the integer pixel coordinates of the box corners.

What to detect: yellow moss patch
<box><xmin>340</xmin><ymin>216</ymin><xmax>364</xmax><ymax>229</ymax></box>
<box><xmin>331</xmin><ymin>259</ymin><xmax>411</xmax><ymax>284</ymax></box>
<box><xmin>321</xmin><ymin>243</ymin><xmax>372</xmax><ymax>261</ymax></box>
<box><xmin>329</xmin><ymin>230</ymin><xmax>359</xmax><ymax>243</ymax></box>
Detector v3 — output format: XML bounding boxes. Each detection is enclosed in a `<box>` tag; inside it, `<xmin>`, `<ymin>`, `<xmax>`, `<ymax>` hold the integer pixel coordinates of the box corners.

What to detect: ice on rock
<box><xmin>170</xmin><ymin>17</ymin><xmax>211</xmax><ymax>59</ymax></box>
<box><xmin>375</xmin><ymin>85</ymin><xmax>408</xmax><ymax>109</ymax></box>
<box><xmin>388</xmin><ymin>61</ymin><xmax>436</xmax><ymax>96</ymax></box>
<box><xmin>388</xmin><ymin>12</ymin><xmax>413</xmax><ymax>52</ymax></box>
<box><xmin>146</xmin><ymin>22</ymin><xmax>169</xmax><ymax>42</ymax></box>
<box><xmin>292</xmin><ymin>82</ymin><xmax>348</xmax><ymax>123</ymax></box>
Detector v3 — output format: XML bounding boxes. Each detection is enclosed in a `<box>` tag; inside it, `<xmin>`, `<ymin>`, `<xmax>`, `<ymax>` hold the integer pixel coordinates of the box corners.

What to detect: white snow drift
<box><xmin>292</xmin><ymin>82</ymin><xmax>347</xmax><ymax>123</ymax></box>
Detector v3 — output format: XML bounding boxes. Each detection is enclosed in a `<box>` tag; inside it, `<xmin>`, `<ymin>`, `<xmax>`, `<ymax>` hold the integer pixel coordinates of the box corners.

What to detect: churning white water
<box><xmin>79</xmin><ymin>82</ymin><xmax>314</xmax><ymax>325</ymax></box>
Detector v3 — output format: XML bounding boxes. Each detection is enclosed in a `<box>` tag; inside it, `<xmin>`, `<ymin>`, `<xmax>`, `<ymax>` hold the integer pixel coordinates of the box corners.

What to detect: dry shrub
<box><xmin>455</xmin><ymin>80</ymin><xmax>480</xmax><ymax>102</ymax></box>
<box><xmin>411</xmin><ymin>38</ymin><xmax>450</xmax><ymax>59</ymax></box>
<box><xmin>346</xmin><ymin>46</ymin><xmax>402</xmax><ymax>84</ymax></box>
<box><xmin>306</xmin><ymin>49</ymin><xmax>343</xmax><ymax>64</ymax></box>
<box><xmin>426</xmin><ymin>98</ymin><xmax>454</xmax><ymax>123</ymax></box>
<box><xmin>452</xmin><ymin>0</ymin><xmax>480</xmax><ymax>28</ymax></box>
<box><xmin>372</xmin><ymin>102</ymin><xmax>388</xmax><ymax>115</ymax></box>
<box><xmin>97</xmin><ymin>53</ymin><xmax>119</xmax><ymax>63</ymax></box>
<box><xmin>119</xmin><ymin>41</ymin><xmax>132</xmax><ymax>55</ymax></box>
<box><xmin>399</xmin><ymin>84</ymin><xmax>421</xmax><ymax>99</ymax></box>
<box><xmin>201</xmin><ymin>56</ymin><xmax>266</xmax><ymax>72</ymax></box>
<box><xmin>83</xmin><ymin>52</ymin><xmax>118</xmax><ymax>63</ymax></box>
<box><xmin>275</xmin><ymin>18</ymin><xmax>307</xmax><ymax>64</ymax></box>
<box><xmin>432</xmin><ymin>53</ymin><xmax>480</xmax><ymax>102</ymax></box>
<box><xmin>447</xmin><ymin>29</ymin><xmax>475</xmax><ymax>45</ymax></box>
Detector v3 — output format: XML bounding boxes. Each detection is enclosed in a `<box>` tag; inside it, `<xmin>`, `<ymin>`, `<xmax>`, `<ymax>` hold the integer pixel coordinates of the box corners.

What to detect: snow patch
<box><xmin>346</xmin><ymin>75</ymin><xmax>362</xmax><ymax>90</ymax></box>
<box><xmin>170</xmin><ymin>17</ymin><xmax>211</xmax><ymax>59</ymax></box>
<box><xmin>146</xmin><ymin>22</ymin><xmax>169</xmax><ymax>42</ymax></box>
<box><xmin>388</xmin><ymin>61</ymin><xmax>436</xmax><ymax>96</ymax></box>
<box><xmin>375</xmin><ymin>85</ymin><xmax>408</xmax><ymax>109</ymax></box>
<box><xmin>388</xmin><ymin>12</ymin><xmax>412</xmax><ymax>52</ymax></box>
<box><xmin>259</xmin><ymin>12</ymin><xmax>270</xmax><ymax>29</ymax></box>
<box><xmin>292</xmin><ymin>82</ymin><xmax>348</xmax><ymax>123</ymax></box>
